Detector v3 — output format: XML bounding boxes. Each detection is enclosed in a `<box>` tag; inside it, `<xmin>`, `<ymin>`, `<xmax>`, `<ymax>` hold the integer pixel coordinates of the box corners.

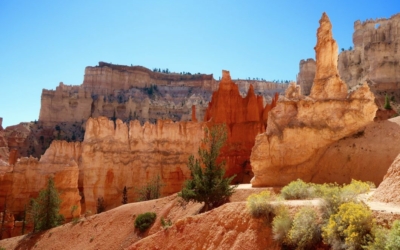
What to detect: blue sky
<box><xmin>1</xmin><ymin>1</ymin><xmax>399</xmax><ymax>127</ymax></box>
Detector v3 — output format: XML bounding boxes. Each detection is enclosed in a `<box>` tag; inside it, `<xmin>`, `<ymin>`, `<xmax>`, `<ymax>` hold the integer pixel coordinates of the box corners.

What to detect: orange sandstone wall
<box><xmin>80</xmin><ymin>117</ymin><xmax>205</xmax><ymax>213</ymax></box>
<box><xmin>204</xmin><ymin>70</ymin><xmax>279</xmax><ymax>182</ymax></box>
<box><xmin>0</xmin><ymin>140</ymin><xmax>81</xmax><ymax>221</ymax></box>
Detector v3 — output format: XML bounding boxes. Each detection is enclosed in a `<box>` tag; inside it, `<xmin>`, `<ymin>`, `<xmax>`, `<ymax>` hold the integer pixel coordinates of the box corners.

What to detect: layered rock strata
<box><xmin>39</xmin><ymin>62</ymin><xmax>287</xmax><ymax>127</ymax></box>
<box><xmin>251</xmin><ymin>13</ymin><xmax>378</xmax><ymax>187</ymax></box>
<box><xmin>81</xmin><ymin>117</ymin><xmax>205</xmax><ymax>213</ymax></box>
<box><xmin>299</xmin><ymin>13</ymin><xmax>400</xmax><ymax>111</ymax></box>
<box><xmin>297</xmin><ymin>59</ymin><xmax>316</xmax><ymax>96</ymax></box>
<box><xmin>339</xmin><ymin>13</ymin><xmax>400</xmax><ymax>89</ymax></box>
<box><xmin>0</xmin><ymin>140</ymin><xmax>81</xmax><ymax>220</ymax></box>
<box><xmin>204</xmin><ymin>71</ymin><xmax>279</xmax><ymax>182</ymax></box>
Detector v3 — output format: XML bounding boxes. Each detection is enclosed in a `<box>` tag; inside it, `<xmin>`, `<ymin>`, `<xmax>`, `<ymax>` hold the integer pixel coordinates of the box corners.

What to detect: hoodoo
<box><xmin>251</xmin><ymin>13</ymin><xmax>378</xmax><ymax>187</ymax></box>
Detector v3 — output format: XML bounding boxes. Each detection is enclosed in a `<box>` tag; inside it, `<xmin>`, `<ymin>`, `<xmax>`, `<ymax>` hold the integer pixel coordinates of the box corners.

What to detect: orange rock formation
<box><xmin>0</xmin><ymin>141</ymin><xmax>81</xmax><ymax>222</ymax></box>
<box><xmin>204</xmin><ymin>70</ymin><xmax>279</xmax><ymax>182</ymax></box>
<box><xmin>81</xmin><ymin>117</ymin><xmax>205</xmax><ymax>213</ymax></box>
<box><xmin>251</xmin><ymin>13</ymin><xmax>378</xmax><ymax>187</ymax></box>
<box><xmin>38</xmin><ymin>62</ymin><xmax>288</xmax><ymax>127</ymax></box>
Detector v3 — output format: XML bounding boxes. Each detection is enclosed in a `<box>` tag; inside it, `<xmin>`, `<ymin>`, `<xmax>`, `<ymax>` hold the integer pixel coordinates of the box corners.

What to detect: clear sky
<box><xmin>1</xmin><ymin>1</ymin><xmax>399</xmax><ymax>127</ymax></box>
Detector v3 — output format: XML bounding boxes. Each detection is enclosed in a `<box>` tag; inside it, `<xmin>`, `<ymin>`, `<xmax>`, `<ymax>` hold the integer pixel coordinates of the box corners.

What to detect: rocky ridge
<box><xmin>298</xmin><ymin>13</ymin><xmax>400</xmax><ymax>112</ymax></box>
<box><xmin>251</xmin><ymin>13</ymin><xmax>378</xmax><ymax>187</ymax></box>
<box><xmin>39</xmin><ymin>62</ymin><xmax>288</xmax><ymax>127</ymax></box>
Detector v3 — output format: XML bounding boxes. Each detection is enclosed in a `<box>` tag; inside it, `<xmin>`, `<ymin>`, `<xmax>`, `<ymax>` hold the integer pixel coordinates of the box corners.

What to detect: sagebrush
<box><xmin>247</xmin><ymin>190</ymin><xmax>274</xmax><ymax>220</ymax></box>
<box><xmin>322</xmin><ymin>202</ymin><xmax>374</xmax><ymax>250</ymax></box>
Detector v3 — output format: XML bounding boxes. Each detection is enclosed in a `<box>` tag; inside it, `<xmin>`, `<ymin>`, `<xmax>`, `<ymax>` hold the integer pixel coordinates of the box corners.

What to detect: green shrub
<box><xmin>280</xmin><ymin>179</ymin><xmax>313</xmax><ymax>200</ymax></box>
<box><xmin>322</xmin><ymin>202</ymin><xmax>374</xmax><ymax>250</ymax></box>
<box><xmin>367</xmin><ymin>226</ymin><xmax>388</xmax><ymax>250</ymax></box>
<box><xmin>313</xmin><ymin>183</ymin><xmax>344</xmax><ymax>219</ymax></box>
<box><xmin>246</xmin><ymin>190</ymin><xmax>274</xmax><ymax>220</ymax></box>
<box><xmin>161</xmin><ymin>217</ymin><xmax>172</xmax><ymax>229</ymax></box>
<box><xmin>288</xmin><ymin>207</ymin><xmax>321</xmax><ymax>250</ymax></box>
<box><xmin>386</xmin><ymin>220</ymin><xmax>400</xmax><ymax>250</ymax></box>
<box><xmin>272</xmin><ymin>205</ymin><xmax>292</xmax><ymax>246</ymax></box>
<box><xmin>341</xmin><ymin>179</ymin><xmax>371</xmax><ymax>198</ymax></box>
<box><xmin>136</xmin><ymin>175</ymin><xmax>165</xmax><ymax>202</ymax></box>
<box><xmin>384</xmin><ymin>94</ymin><xmax>392</xmax><ymax>110</ymax></box>
<box><xmin>134</xmin><ymin>212</ymin><xmax>156</xmax><ymax>232</ymax></box>
<box><xmin>179</xmin><ymin>125</ymin><xmax>236</xmax><ymax>212</ymax></box>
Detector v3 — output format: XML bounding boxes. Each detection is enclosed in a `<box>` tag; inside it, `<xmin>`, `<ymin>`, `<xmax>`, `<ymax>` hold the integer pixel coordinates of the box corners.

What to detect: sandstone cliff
<box><xmin>251</xmin><ymin>13</ymin><xmax>378</xmax><ymax>187</ymax></box>
<box><xmin>0</xmin><ymin>140</ymin><xmax>81</xmax><ymax>222</ymax></box>
<box><xmin>38</xmin><ymin>62</ymin><xmax>287</xmax><ymax>128</ymax></box>
<box><xmin>339</xmin><ymin>13</ymin><xmax>400</xmax><ymax>89</ymax></box>
<box><xmin>81</xmin><ymin>117</ymin><xmax>205</xmax><ymax>213</ymax></box>
<box><xmin>299</xmin><ymin>13</ymin><xmax>400</xmax><ymax>112</ymax></box>
<box><xmin>204</xmin><ymin>71</ymin><xmax>279</xmax><ymax>182</ymax></box>
<box><xmin>297</xmin><ymin>59</ymin><xmax>316</xmax><ymax>96</ymax></box>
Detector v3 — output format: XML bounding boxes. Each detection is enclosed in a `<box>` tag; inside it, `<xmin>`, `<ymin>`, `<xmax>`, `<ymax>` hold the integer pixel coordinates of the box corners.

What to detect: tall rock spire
<box><xmin>310</xmin><ymin>12</ymin><xmax>348</xmax><ymax>100</ymax></box>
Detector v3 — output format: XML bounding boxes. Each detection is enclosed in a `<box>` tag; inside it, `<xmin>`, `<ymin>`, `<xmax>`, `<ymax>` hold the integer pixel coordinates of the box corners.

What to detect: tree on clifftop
<box><xmin>30</xmin><ymin>177</ymin><xmax>64</xmax><ymax>232</ymax></box>
<box><xmin>178</xmin><ymin>124</ymin><xmax>237</xmax><ymax>212</ymax></box>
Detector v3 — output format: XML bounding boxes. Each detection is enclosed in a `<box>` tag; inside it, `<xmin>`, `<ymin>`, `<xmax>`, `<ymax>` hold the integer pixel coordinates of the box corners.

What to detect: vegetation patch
<box><xmin>134</xmin><ymin>212</ymin><xmax>157</xmax><ymax>233</ymax></box>
<box><xmin>247</xmin><ymin>190</ymin><xmax>274</xmax><ymax>220</ymax></box>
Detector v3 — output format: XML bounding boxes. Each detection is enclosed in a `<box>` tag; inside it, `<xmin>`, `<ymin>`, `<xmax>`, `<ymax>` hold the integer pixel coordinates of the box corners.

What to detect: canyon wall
<box><xmin>38</xmin><ymin>62</ymin><xmax>287</xmax><ymax>128</ymax></box>
<box><xmin>339</xmin><ymin>13</ymin><xmax>400</xmax><ymax>89</ymax></box>
<box><xmin>0</xmin><ymin>141</ymin><xmax>82</xmax><ymax>221</ymax></box>
<box><xmin>0</xmin><ymin>117</ymin><xmax>205</xmax><ymax>226</ymax></box>
<box><xmin>251</xmin><ymin>13</ymin><xmax>378</xmax><ymax>187</ymax></box>
<box><xmin>81</xmin><ymin>117</ymin><xmax>205</xmax><ymax>213</ymax></box>
<box><xmin>204</xmin><ymin>71</ymin><xmax>279</xmax><ymax>183</ymax></box>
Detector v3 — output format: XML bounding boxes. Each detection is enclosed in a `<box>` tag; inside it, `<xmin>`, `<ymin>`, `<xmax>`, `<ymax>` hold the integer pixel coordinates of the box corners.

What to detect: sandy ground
<box><xmin>1</xmin><ymin>185</ymin><xmax>400</xmax><ymax>250</ymax></box>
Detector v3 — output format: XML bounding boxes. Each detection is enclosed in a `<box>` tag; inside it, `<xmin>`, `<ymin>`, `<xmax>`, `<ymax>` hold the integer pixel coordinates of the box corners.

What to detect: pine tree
<box><xmin>384</xmin><ymin>94</ymin><xmax>392</xmax><ymax>110</ymax></box>
<box><xmin>136</xmin><ymin>175</ymin><xmax>164</xmax><ymax>201</ymax></box>
<box><xmin>122</xmin><ymin>186</ymin><xmax>128</xmax><ymax>204</ymax></box>
<box><xmin>30</xmin><ymin>177</ymin><xmax>64</xmax><ymax>232</ymax></box>
<box><xmin>178</xmin><ymin>124</ymin><xmax>237</xmax><ymax>212</ymax></box>
<box><xmin>96</xmin><ymin>197</ymin><xmax>105</xmax><ymax>213</ymax></box>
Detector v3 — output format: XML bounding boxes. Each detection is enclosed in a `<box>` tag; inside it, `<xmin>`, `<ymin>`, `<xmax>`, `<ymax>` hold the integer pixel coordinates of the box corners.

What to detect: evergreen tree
<box><xmin>122</xmin><ymin>186</ymin><xmax>128</xmax><ymax>204</ymax></box>
<box><xmin>96</xmin><ymin>197</ymin><xmax>105</xmax><ymax>213</ymax></box>
<box><xmin>136</xmin><ymin>175</ymin><xmax>164</xmax><ymax>201</ymax></box>
<box><xmin>30</xmin><ymin>177</ymin><xmax>64</xmax><ymax>232</ymax></box>
<box><xmin>384</xmin><ymin>94</ymin><xmax>392</xmax><ymax>110</ymax></box>
<box><xmin>178</xmin><ymin>124</ymin><xmax>237</xmax><ymax>212</ymax></box>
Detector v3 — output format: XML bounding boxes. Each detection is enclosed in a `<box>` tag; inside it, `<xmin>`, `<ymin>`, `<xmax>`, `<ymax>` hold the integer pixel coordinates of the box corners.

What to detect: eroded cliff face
<box><xmin>0</xmin><ymin>141</ymin><xmax>81</xmax><ymax>222</ymax></box>
<box><xmin>339</xmin><ymin>13</ymin><xmax>400</xmax><ymax>89</ymax></box>
<box><xmin>204</xmin><ymin>71</ymin><xmax>279</xmax><ymax>182</ymax></box>
<box><xmin>297</xmin><ymin>59</ymin><xmax>316</xmax><ymax>96</ymax></box>
<box><xmin>38</xmin><ymin>62</ymin><xmax>288</xmax><ymax>128</ymax></box>
<box><xmin>251</xmin><ymin>13</ymin><xmax>378</xmax><ymax>187</ymax></box>
<box><xmin>81</xmin><ymin>117</ymin><xmax>205</xmax><ymax>213</ymax></box>
<box><xmin>299</xmin><ymin>13</ymin><xmax>400</xmax><ymax>111</ymax></box>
